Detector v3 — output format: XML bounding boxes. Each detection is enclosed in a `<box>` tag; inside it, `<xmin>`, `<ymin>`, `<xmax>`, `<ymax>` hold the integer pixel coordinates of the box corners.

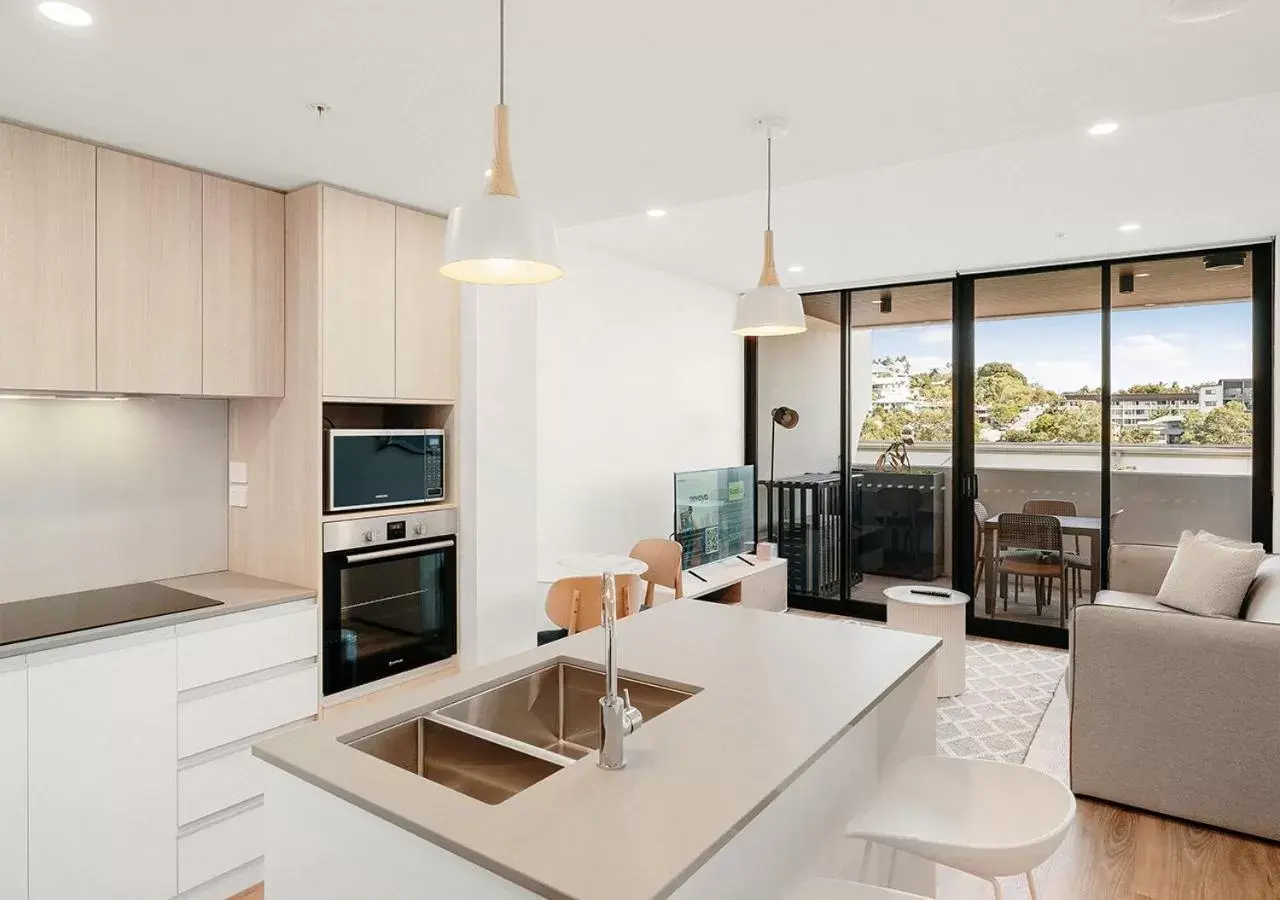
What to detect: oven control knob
<box><xmin>362</xmin><ymin>530</ymin><xmax>375</xmax><ymax>543</ymax></box>
<box><xmin>414</xmin><ymin>523</ymin><xmax>425</xmax><ymax>536</ymax></box>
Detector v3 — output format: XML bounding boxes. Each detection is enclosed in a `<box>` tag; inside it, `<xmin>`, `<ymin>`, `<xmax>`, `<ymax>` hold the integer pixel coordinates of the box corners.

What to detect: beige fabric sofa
<box><xmin>1070</xmin><ymin>543</ymin><xmax>1280</xmax><ymax>840</ymax></box>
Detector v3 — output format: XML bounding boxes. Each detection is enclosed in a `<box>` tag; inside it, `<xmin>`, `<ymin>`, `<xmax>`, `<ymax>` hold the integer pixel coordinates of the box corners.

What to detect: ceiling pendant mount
<box><xmin>733</xmin><ymin>116</ymin><xmax>806</xmax><ymax>337</ymax></box>
<box><xmin>441</xmin><ymin>0</ymin><xmax>563</xmax><ymax>286</ymax></box>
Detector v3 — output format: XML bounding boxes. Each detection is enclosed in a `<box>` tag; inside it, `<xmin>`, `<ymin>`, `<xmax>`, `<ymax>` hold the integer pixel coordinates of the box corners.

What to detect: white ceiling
<box><xmin>3</xmin><ymin>0</ymin><xmax>1280</xmax><ymax>228</ymax></box>
<box><xmin>571</xmin><ymin>90</ymin><xmax>1280</xmax><ymax>292</ymax></box>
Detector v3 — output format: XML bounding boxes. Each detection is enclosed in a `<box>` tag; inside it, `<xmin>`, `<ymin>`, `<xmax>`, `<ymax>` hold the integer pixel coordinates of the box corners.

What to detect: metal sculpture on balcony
<box><xmin>875</xmin><ymin>428</ymin><xmax>915</xmax><ymax>472</ymax></box>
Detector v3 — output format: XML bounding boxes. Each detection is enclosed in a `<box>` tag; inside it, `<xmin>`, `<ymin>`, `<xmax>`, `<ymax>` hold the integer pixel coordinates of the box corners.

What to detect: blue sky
<box><xmin>869</xmin><ymin>301</ymin><xmax>1252</xmax><ymax>392</ymax></box>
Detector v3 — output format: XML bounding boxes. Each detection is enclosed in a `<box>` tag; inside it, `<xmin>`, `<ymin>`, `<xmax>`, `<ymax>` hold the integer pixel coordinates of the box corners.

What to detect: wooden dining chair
<box><xmin>545</xmin><ymin>574</ymin><xmax>642</xmax><ymax>634</ymax></box>
<box><xmin>1017</xmin><ymin>499</ymin><xmax>1079</xmax><ymax>600</ymax></box>
<box><xmin>973</xmin><ymin>498</ymin><xmax>991</xmax><ymax>591</ymax></box>
<box><xmin>629</xmin><ymin>538</ymin><xmax>683</xmax><ymax>609</ymax></box>
<box><xmin>995</xmin><ymin>513</ymin><xmax>1068</xmax><ymax>626</ymax></box>
<box><xmin>1066</xmin><ymin>508</ymin><xmax>1123</xmax><ymax>604</ymax></box>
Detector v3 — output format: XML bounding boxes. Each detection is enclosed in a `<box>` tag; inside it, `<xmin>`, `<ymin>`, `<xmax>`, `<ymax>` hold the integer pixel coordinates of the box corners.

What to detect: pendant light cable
<box><xmin>499</xmin><ymin>0</ymin><xmax>505</xmax><ymax>105</ymax></box>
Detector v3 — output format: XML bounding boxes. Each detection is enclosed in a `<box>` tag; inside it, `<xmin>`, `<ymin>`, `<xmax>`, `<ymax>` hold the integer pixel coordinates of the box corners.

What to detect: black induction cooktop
<box><xmin>0</xmin><ymin>582</ymin><xmax>223</xmax><ymax>648</ymax></box>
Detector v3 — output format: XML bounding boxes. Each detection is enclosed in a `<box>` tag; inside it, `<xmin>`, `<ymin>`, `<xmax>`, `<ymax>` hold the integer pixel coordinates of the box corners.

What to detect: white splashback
<box><xmin>0</xmin><ymin>397</ymin><xmax>228</xmax><ymax>603</ymax></box>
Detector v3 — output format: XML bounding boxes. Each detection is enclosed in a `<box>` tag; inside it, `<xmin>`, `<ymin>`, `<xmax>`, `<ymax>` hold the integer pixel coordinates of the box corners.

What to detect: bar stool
<box><xmin>844</xmin><ymin>755</ymin><xmax>1075</xmax><ymax>899</ymax></box>
<box><xmin>790</xmin><ymin>880</ymin><xmax>931</xmax><ymax>900</ymax></box>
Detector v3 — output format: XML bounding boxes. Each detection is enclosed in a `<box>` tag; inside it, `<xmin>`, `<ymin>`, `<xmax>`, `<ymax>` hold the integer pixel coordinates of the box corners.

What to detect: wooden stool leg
<box><xmin>1027</xmin><ymin>870</ymin><xmax>1039</xmax><ymax>900</ymax></box>
<box><xmin>989</xmin><ymin>877</ymin><xmax>1004</xmax><ymax>900</ymax></box>
<box><xmin>886</xmin><ymin>847</ymin><xmax>898</xmax><ymax>884</ymax></box>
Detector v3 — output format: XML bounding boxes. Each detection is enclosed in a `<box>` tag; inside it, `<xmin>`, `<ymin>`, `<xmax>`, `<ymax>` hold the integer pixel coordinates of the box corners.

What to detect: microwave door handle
<box><xmin>345</xmin><ymin>540</ymin><xmax>456</xmax><ymax>564</ymax></box>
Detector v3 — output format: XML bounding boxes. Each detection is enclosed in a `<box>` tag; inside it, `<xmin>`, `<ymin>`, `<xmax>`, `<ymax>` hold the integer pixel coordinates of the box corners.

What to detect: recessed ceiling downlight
<box><xmin>1088</xmin><ymin>121</ymin><xmax>1119</xmax><ymax>136</ymax></box>
<box><xmin>38</xmin><ymin>1</ymin><xmax>92</xmax><ymax>26</ymax></box>
<box><xmin>1166</xmin><ymin>0</ymin><xmax>1253</xmax><ymax>23</ymax></box>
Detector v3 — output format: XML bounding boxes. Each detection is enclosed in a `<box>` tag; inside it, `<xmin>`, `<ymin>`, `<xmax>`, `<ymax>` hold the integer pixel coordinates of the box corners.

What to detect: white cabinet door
<box><xmin>0</xmin><ymin>659</ymin><xmax>27</xmax><ymax>900</ymax></box>
<box><xmin>27</xmin><ymin>630</ymin><xmax>178</xmax><ymax>900</ymax></box>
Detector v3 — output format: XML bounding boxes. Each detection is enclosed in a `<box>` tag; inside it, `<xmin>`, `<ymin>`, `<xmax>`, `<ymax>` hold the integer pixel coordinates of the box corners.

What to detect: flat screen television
<box><xmin>674</xmin><ymin>465</ymin><xmax>756</xmax><ymax>569</ymax></box>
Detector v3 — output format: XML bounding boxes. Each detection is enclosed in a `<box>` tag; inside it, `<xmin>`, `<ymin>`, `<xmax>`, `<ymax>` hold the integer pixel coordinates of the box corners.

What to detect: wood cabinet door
<box><xmin>202</xmin><ymin>175</ymin><xmax>285</xmax><ymax>397</ymax></box>
<box><xmin>27</xmin><ymin>630</ymin><xmax>178</xmax><ymax>900</ymax></box>
<box><xmin>97</xmin><ymin>148</ymin><xmax>203</xmax><ymax>394</ymax></box>
<box><xmin>0</xmin><ymin>124</ymin><xmax>96</xmax><ymax>391</ymax></box>
<box><xmin>395</xmin><ymin>207</ymin><xmax>460</xmax><ymax>401</ymax></box>
<box><xmin>322</xmin><ymin>187</ymin><xmax>395</xmax><ymax>399</ymax></box>
<box><xmin>0</xmin><ymin>660</ymin><xmax>27</xmax><ymax>900</ymax></box>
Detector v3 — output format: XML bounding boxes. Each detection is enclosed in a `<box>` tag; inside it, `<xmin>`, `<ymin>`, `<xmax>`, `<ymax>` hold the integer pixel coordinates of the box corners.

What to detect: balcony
<box><xmin>769</xmin><ymin>440</ymin><xmax>1252</xmax><ymax>628</ymax></box>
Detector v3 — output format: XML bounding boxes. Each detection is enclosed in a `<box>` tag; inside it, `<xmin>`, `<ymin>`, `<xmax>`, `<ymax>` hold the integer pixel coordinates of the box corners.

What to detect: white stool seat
<box><xmin>791</xmin><ymin>878</ymin><xmax>930</xmax><ymax>900</ymax></box>
<box><xmin>846</xmin><ymin>755</ymin><xmax>1075</xmax><ymax>881</ymax></box>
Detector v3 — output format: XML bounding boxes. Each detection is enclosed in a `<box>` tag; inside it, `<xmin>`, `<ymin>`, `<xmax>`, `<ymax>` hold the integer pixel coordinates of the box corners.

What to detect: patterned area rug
<box><xmin>937</xmin><ymin>640</ymin><xmax>1067</xmax><ymax>763</ymax></box>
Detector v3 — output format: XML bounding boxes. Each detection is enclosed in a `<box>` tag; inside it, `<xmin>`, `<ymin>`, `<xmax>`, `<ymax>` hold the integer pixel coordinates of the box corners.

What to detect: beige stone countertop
<box><xmin>254</xmin><ymin>600</ymin><xmax>939</xmax><ymax>900</ymax></box>
<box><xmin>0</xmin><ymin>570</ymin><xmax>314</xmax><ymax>659</ymax></box>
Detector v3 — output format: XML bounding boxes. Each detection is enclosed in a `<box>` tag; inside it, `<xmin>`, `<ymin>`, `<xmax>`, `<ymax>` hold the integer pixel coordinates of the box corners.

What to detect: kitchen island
<box><xmin>254</xmin><ymin>600</ymin><xmax>940</xmax><ymax>900</ymax></box>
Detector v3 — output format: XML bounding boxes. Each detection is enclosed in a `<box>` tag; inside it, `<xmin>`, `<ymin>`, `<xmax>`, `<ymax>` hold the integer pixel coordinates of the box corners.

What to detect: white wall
<box><xmin>756</xmin><ymin>321</ymin><xmax>872</xmax><ymax>480</ymax></box>
<box><xmin>0</xmin><ymin>397</ymin><xmax>228</xmax><ymax>603</ymax></box>
<box><xmin>535</xmin><ymin>241</ymin><xmax>743</xmax><ymax>581</ymax></box>
<box><xmin>456</xmin><ymin>285</ymin><xmax>540</xmax><ymax>668</ymax></box>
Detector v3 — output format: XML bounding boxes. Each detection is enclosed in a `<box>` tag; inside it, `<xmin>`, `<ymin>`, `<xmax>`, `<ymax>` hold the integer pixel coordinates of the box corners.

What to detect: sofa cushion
<box><xmin>1242</xmin><ymin>556</ymin><xmax>1280</xmax><ymax>624</ymax></box>
<box><xmin>1094</xmin><ymin>590</ymin><xmax>1175</xmax><ymax>614</ymax></box>
<box><xmin>1156</xmin><ymin>530</ymin><xmax>1264</xmax><ymax>618</ymax></box>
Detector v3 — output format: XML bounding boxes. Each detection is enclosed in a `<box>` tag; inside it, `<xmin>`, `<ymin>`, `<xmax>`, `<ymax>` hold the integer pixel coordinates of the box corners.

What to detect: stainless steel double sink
<box><xmin>345</xmin><ymin>660</ymin><xmax>698</xmax><ymax>805</ymax></box>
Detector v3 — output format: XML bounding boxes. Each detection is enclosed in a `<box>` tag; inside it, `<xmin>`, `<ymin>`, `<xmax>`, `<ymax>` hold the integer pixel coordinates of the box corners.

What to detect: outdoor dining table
<box><xmin>982</xmin><ymin>514</ymin><xmax>1104</xmax><ymax>616</ymax></box>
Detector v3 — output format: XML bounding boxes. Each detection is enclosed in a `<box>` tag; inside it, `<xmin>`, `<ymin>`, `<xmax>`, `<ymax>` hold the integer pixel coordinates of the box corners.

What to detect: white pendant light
<box><xmin>733</xmin><ymin>117</ymin><xmax>806</xmax><ymax>337</ymax></box>
<box><xmin>441</xmin><ymin>0</ymin><xmax>563</xmax><ymax>285</ymax></box>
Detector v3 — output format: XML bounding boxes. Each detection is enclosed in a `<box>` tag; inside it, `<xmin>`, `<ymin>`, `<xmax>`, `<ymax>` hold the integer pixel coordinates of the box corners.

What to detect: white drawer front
<box><xmin>177</xmin><ymin>602</ymin><xmax>316</xmax><ymax>690</ymax></box>
<box><xmin>179</xmin><ymin>666</ymin><xmax>317</xmax><ymax>758</ymax></box>
<box><xmin>178</xmin><ymin>804</ymin><xmax>263</xmax><ymax>894</ymax></box>
<box><xmin>178</xmin><ymin>748</ymin><xmax>265</xmax><ymax>826</ymax></box>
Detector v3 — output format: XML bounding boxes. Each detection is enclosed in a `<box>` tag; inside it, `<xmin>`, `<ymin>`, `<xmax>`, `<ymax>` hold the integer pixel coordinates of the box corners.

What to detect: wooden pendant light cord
<box><xmin>758</xmin><ymin>132</ymin><xmax>780</xmax><ymax>287</ymax></box>
<box><xmin>488</xmin><ymin>0</ymin><xmax>519</xmax><ymax>197</ymax></box>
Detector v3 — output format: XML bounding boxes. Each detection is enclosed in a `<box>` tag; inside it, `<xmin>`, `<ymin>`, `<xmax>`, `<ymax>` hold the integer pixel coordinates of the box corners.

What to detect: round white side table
<box><xmin>882</xmin><ymin>586</ymin><xmax>968</xmax><ymax>698</ymax></box>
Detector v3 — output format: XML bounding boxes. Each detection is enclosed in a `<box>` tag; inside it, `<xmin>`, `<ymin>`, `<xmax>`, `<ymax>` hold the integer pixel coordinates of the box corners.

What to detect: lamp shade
<box><xmin>734</xmin><ymin>284</ymin><xmax>806</xmax><ymax>336</ymax></box>
<box><xmin>441</xmin><ymin>193</ymin><xmax>563</xmax><ymax>285</ymax></box>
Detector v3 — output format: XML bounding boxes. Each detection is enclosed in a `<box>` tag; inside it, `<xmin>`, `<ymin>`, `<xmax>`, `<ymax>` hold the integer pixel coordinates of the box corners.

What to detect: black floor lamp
<box><xmin>767</xmin><ymin>406</ymin><xmax>799</xmax><ymax>542</ymax></box>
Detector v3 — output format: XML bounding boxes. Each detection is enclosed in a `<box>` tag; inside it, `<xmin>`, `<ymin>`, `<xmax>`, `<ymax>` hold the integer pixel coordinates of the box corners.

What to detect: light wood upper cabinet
<box><xmin>202</xmin><ymin>175</ymin><xmax>285</xmax><ymax>397</ymax></box>
<box><xmin>322</xmin><ymin>187</ymin><xmax>396</xmax><ymax>399</ymax></box>
<box><xmin>0</xmin><ymin>124</ymin><xmax>97</xmax><ymax>392</ymax></box>
<box><xmin>97</xmin><ymin>148</ymin><xmax>203</xmax><ymax>395</ymax></box>
<box><xmin>395</xmin><ymin>207</ymin><xmax>459</xmax><ymax>401</ymax></box>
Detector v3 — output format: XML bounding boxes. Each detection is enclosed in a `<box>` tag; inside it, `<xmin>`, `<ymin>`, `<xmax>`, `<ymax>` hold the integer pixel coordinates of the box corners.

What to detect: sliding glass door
<box><xmin>749</xmin><ymin>241</ymin><xmax>1273</xmax><ymax>645</ymax></box>
<box><xmin>961</xmin><ymin>266</ymin><xmax>1104</xmax><ymax>645</ymax></box>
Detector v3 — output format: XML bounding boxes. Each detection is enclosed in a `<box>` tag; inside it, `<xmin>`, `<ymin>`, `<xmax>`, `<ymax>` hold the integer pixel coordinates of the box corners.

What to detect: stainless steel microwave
<box><xmin>326</xmin><ymin>428</ymin><xmax>446</xmax><ymax>513</ymax></box>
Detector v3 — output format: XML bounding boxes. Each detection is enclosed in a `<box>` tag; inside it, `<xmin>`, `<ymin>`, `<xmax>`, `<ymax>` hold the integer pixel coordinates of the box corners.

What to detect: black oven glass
<box><xmin>323</xmin><ymin>538</ymin><xmax>457</xmax><ymax>695</ymax></box>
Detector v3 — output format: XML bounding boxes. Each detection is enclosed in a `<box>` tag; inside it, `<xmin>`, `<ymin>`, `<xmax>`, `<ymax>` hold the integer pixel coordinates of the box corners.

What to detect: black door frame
<box><xmin>746</xmin><ymin>239</ymin><xmax>1275</xmax><ymax>646</ymax></box>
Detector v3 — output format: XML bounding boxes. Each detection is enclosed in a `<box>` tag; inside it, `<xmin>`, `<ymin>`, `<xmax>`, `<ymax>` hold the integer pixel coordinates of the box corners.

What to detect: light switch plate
<box><xmin>229</xmin><ymin>483</ymin><xmax>249</xmax><ymax>508</ymax></box>
<box><xmin>229</xmin><ymin>461</ymin><xmax>248</xmax><ymax>484</ymax></box>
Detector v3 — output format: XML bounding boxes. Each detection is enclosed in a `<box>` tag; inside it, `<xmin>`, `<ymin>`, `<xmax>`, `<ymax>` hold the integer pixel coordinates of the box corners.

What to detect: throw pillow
<box><xmin>1195</xmin><ymin>529</ymin><xmax>1264</xmax><ymax>552</ymax></box>
<box><xmin>1157</xmin><ymin>530</ymin><xmax>1265</xmax><ymax>618</ymax></box>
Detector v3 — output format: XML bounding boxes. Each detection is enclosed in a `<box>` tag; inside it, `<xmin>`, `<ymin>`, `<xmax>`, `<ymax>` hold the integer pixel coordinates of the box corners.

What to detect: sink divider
<box><xmin>422</xmin><ymin>709</ymin><xmax>580</xmax><ymax>769</ymax></box>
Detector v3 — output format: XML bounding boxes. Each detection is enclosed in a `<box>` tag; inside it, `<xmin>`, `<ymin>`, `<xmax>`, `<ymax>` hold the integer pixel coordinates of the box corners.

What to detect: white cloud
<box><xmin>917</xmin><ymin>326</ymin><xmax>952</xmax><ymax>345</ymax></box>
<box><xmin>1029</xmin><ymin>359</ymin><xmax>1101</xmax><ymax>392</ymax></box>
<box><xmin>1115</xmin><ymin>333</ymin><xmax>1187</xmax><ymax>366</ymax></box>
<box><xmin>907</xmin><ymin>355</ymin><xmax>950</xmax><ymax>374</ymax></box>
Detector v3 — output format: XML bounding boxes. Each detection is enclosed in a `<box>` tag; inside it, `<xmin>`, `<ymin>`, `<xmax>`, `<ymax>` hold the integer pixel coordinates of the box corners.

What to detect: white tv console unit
<box><xmin>682</xmin><ymin>555</ymin><xmax>788</xmax><ymax>612</ymax></box>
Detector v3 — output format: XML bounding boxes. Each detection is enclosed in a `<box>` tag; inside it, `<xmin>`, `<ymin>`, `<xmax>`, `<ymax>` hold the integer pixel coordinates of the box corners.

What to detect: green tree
<box><xmin>1181</xmin><ymin>401</ymin><xmax>1252</xmax><ymax>446</ymax></box>
<box><xmin>1019</xmin><ymin>402</ymin><xmax>1103</xmax><ymax>443</ymax></box>
<box><xmin>1126</xmin><ymin>382</ymin><xmax>1181</xmax><ymax>394</ymax></box>
<box><xmin>974</xmin><ymin>362</ymin><xmax>1059</xmax><ymax>428</ymax></box>
<box><xmin>977</xmin><ymin>361</ymin><xmax>1028</xmax><ymax>383</ymax></box>
<box><xmin>860</xmin><ymin>405</ymin><xmax>951</xmax><ymax>443</ymax></box>
<box><xmin>1001</xmin><ymin>428</ymin><xmax>1035</xmax><ymax>443</ymax></box>
<box><xmin>1146</xmin><ymin>406</ymin><xmax>1175</xmax><ymax>421</ymax></box>
<box><xmin>1115</xmin><ymin>425</ymin><xmax>1158</xmax><ymax>444</ymax></box>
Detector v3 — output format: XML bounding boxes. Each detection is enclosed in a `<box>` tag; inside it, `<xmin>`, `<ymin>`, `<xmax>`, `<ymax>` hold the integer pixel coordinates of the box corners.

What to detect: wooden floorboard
<box><xmin>238</xmin><ymin>622</ymin><xmax>1280</xmax><ymax>900</ymax></box>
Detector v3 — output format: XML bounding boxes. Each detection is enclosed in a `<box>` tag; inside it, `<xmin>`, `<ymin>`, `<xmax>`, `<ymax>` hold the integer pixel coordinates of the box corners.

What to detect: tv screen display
<box><xmin>674</xmin><ymin>465</ymin><xmax>756</xmax><ymax>569</ymax></box>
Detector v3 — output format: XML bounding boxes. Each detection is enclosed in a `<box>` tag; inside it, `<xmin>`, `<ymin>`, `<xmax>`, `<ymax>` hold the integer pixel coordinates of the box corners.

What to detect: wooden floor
<box><xmin>237</xmin><ymin>627</ymin><xmax>1280</xmax><ymax>900</ymax></box>
<box><xmin>941</xmin><ymin>682</ymin><xmax>1280</xmax><ymax>899</ymax></box>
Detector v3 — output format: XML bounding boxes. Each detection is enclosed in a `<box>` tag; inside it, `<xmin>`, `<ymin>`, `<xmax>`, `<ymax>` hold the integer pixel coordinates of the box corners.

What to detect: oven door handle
<box><xmin>345</xmin><ymin>540</ymin><xmax>455</xmax><ymax>564</ymax></box>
